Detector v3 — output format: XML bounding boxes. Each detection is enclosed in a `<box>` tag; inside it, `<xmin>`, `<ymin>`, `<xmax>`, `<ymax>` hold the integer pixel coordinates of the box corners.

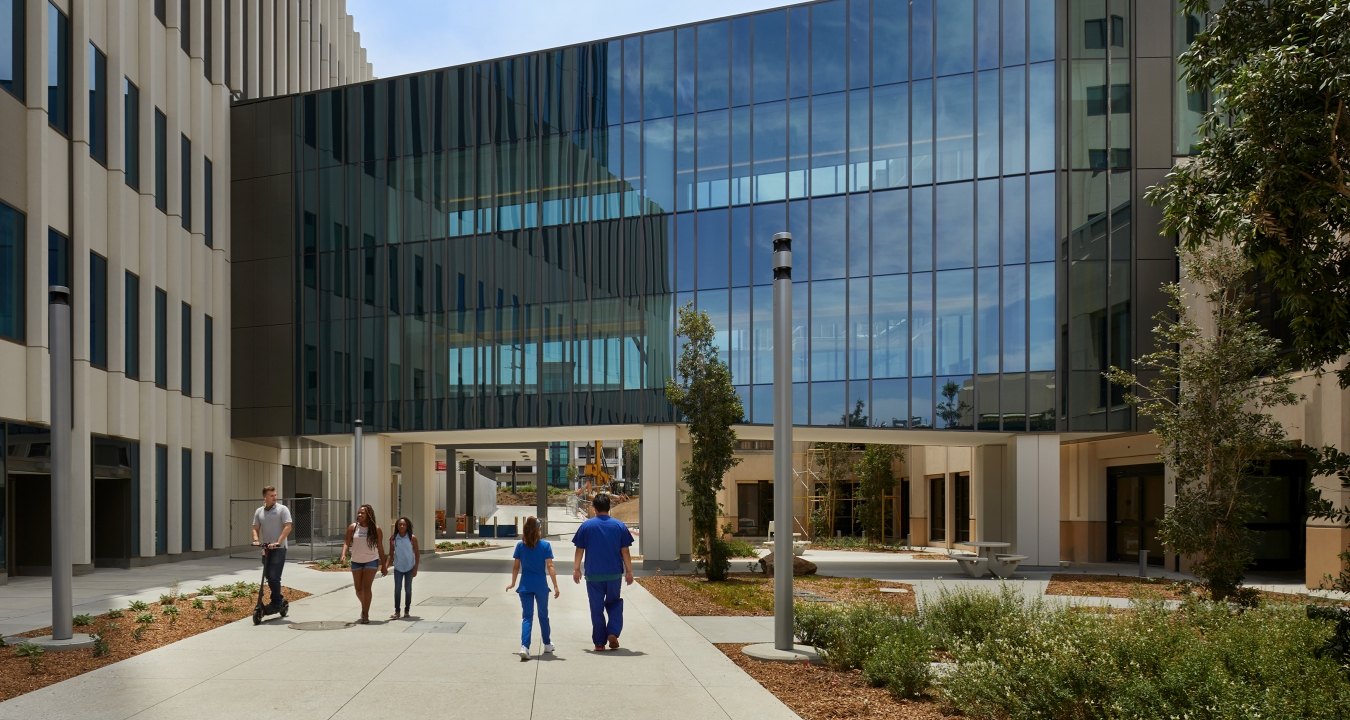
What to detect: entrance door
<box><xmin>11</xmin><ymin>474</ymin><xmax>52</xmax><ymax>575</ymax></box>
<box><xmin>92</xmin><ymin>477</ymin><xmax>133</xmax><ymax>568</ymax></box>
<box><xmin>1107</xmin><ymin>464</ymin><xmax>1165</xmax><ymax>565</ymax></box>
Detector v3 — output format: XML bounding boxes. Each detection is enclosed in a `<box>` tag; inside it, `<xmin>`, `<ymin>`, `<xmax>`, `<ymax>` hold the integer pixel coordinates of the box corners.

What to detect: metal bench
<box><xmin>989</xmin><ymin>554</ymin><xmax>1028</xmax><ymax>579</ymax></box>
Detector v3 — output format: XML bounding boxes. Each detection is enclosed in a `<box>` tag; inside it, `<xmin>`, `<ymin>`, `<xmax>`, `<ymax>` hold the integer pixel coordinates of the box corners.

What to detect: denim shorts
<box><xmin>350</xmin><ymin>559</ymin><xmax>380</xmax><ymax>570</ymax></box>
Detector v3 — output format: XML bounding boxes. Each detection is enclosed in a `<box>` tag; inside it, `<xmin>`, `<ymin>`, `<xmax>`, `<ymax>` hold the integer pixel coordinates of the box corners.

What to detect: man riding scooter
<box><xmin>251</xmin><ymin>486</ymin><xmax>293</xmax><ymax>616</ymax></box>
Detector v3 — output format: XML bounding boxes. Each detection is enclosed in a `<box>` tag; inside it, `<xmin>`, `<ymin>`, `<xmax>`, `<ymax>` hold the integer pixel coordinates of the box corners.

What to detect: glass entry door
<box><xmin>1107</xmin><ymin>464</ymin><xmax>1165</xmax><ymax>565</ymax></box>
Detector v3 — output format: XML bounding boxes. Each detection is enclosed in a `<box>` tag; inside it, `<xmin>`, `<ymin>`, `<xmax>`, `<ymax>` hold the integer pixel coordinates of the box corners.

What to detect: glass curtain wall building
<box><xmin>238</xmin><ymin>0</ymin><xmax>1085</xmax><ymax>439</ymax></box>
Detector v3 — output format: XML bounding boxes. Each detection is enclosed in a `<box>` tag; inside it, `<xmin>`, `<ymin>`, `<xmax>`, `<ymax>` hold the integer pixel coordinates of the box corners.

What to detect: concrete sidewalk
<box><xmin>0</xmin><ymin>543</ymin><xmax>800</xmax><ymax>720</ymax></box>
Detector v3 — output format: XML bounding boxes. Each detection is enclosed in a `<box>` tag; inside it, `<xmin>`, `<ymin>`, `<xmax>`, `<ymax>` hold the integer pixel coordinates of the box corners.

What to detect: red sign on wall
<box><xmin>435</xmin><ymin>461</ymin><xmax>447</xmax><ymax>471</ymax></box>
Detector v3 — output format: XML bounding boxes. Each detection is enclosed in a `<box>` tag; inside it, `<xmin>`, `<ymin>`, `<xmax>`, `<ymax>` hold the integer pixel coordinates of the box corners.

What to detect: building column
<box><xmin>536</xmin><ymin>444</ymin><xmax>548</xmax><ymax>536</ymax></box>
<box><xmin>973</xmin><ymin>444</ymin><xmax>1010</xmax><ymax>543</ymax></box>
<box><xmin>639</xmin><ymin>425</ymin><xmax>680</xmax><ymax>568</ymax></box>
<box><xmin>401</xmin><ymin>443</ymin><xmax>435</xmax><ymax>553</ymax></box>
<box><xmin>1008</xmin><ymin>434</ymin><xmax>1061</xmax><ymax>566</ymax></box>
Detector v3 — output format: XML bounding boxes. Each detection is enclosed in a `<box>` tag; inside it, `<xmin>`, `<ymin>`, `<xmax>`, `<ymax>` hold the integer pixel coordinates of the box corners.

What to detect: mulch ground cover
<box><xmin>637</xmin><ymin>573</ymin><xmax>916</xmax><ymax>616</ymax></box>
<box><xmin>1045</xmin><ymin>573</ymin><xmax>1350</xmax><ymax>606</ymax></box>
<box><xmin>0</xmin><ymin>584</ymin><xmax>309</xmax><ymax>702</ymax></box>
<box><xmin>716</xmin><ymin>643</ymin><xmax>959</xmax><ymax>720</ymax></box>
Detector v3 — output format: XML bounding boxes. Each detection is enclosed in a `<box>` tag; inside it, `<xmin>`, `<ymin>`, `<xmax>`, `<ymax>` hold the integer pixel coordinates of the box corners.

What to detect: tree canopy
<box><xmin>1147</xmin><ymin>0</ymin><xmax>1350</xmax><ymax>384</ymax></box>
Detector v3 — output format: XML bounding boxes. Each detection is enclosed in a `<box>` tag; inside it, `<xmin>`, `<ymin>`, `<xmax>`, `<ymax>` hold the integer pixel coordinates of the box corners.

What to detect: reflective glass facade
<box><xmin>276</xmin><ymin>0</ymin><xmax>1068</xmax><ymax>435</ymax></box>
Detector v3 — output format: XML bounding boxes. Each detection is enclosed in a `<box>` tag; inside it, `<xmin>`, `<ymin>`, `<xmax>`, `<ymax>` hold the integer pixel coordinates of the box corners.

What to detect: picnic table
<box><xmin>951</xmin><ymin>541</ymin><xmax>1027</xmax><ymax>579</ymax></box>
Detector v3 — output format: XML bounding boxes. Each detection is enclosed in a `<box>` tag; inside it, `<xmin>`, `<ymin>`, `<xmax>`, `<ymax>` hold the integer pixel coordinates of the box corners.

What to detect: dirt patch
<box><xmin>909</xmin><ymin>553</ymin><xmax>954</xmax><ymax>560</ymax></box>
<box><xmin>609</xmin><ymin>497</ymin><xmax>639</xmax><ymax>524</ymax></box>
<box><xmin>716</xmin><ymin>643</ymin><xmax>958</xmax><ymax>720</ymax></box>
<box><xmin>638</xmin><ymin>573</ymin><xmax>915</xmax><ymax>617</ymax></box>
<box><xmin>0</xmin><ymin>585</ymin><xmax>309</xmax><ymax>702</ymax></box>
<box><xmin>496</xmin><ymin>492</ymin><xmax>569</xmax><ymax>507</ymax></box>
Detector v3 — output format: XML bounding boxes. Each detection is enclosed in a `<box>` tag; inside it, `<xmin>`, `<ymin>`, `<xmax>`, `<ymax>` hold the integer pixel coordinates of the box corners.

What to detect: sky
<box><xmin>346</xmin><ymin>0</ymin><xmax>814</xmax><ymax>79</ymax></box>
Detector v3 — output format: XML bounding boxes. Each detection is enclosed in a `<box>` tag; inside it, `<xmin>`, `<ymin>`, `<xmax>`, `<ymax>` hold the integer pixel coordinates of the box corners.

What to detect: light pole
<box><xmin>29</xmin><ymin>288</ymin><xmax>93</xmax><ymax>650</ymax></box>
<box><xmin>771</xmin><ymin>232</ymin><xmax>794</xmax><ymax>652</ymax></box>
<box><xmin>353</xmin><ymin>418</ymin><xmax>363</xmax><ymax>523</ymax></box>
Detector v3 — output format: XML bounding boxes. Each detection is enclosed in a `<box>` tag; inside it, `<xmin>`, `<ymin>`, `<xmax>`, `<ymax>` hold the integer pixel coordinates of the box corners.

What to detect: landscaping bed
<box><xmin>637</xmin><ymin>573</ymin><xmax>915</xmax><ymax>616</ymax></box>
<box><xmin>716</xmin><ymin>643</ymin><xmax>958</xmax><ymax>720</ymax></box>
<box><xmin>1046</xmin><ymin>573</ymin><xmax>1350</xmax><ymax>606</ymax></box>
<box><xmin>0</xmin><ymin>583</ymin><xmax>309</xmax><ymax>702</ymax></box>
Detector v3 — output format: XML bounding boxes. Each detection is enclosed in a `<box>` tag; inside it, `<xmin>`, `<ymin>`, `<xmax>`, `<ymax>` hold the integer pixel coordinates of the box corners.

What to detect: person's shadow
<box><xmin>588</xmin><ymin>648</ymin><xmax>646</xmax><ymax>657</ymax></box>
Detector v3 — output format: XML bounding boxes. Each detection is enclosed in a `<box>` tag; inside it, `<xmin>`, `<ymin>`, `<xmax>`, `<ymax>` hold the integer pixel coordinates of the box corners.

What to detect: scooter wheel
<box><xmin>280</xmin><ymin>602</ymin><xmax>289</xmax><ymax>618</ymax></box>
<box><xmin>252</xmin><ymin>609</ymin><xmax>263</xmax><ymax>625</ymax></box>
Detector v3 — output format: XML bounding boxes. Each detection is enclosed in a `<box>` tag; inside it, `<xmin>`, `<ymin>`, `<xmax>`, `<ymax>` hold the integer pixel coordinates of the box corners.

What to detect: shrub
<box><xmin>862</xmin><ymin>621</ymin><xmax>934</xmax><ymax>699</ymax></box>
<box><xmin>162</xmin><ymin>605</ymin><xmax>180</xmax><ymax>625</ymax></box>
<box><xmin>72</xmin><ymin>614</ymin><xmax>93</xmax><ymax>627</ymax></box>
<box><xmin>128</xmin><ymin>600</ymin><xmax>149</xmax><ymax>612</ymax></box>
<box><xmin>104</xmin><ymin>608</ymin><xmax>125</xmax><ymax>619</ymax></box>
<box><xmin>825</xmin><ymin>603</ymin><xmax>915</xmax><ymax>672</ymax></box>
<box><xmin>135</xmin><ymin>612</ymin><xmax>155</xmax><ymax>626</ymax></box>
<box><xmin>230</xmin><ymin>586</ymin><xmax>250</xmax><ymax>599</ymax></box>
<box><xmin>922</xmin><ymin>584</ymin><xmax>1034</xmax><ymax>650</ymax></box>
<box><xmin>725</xmin><ymin>538</ymin><xmax>759</xmax><ymax>559</ymax></box>
<box><xmin>197</xmin><ymin>585</ymin><xmax>214</xmax><ymax>596</ymax></box>
<box><xmin>191</xmin><ymin>597</ymin><xmax>205</xmax><ymax>610</ymax></box>
<box><xmin>92</xmin><ymin>632</ymin><xmax>110</xmax><ymax>658</ymax></box>
<box><xmin>14</xmin><ymin>642</ymin><xmax>44</xmax><ymax>673</ymax></box>
<box><xmin>794</xmin><ymin>602</ymin><xmax>840</xmax><ymax>650</ymax></box>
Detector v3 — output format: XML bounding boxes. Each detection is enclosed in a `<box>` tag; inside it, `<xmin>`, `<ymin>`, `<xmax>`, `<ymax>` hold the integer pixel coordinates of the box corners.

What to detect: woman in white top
<box><xmin>340</xmin><ymin>503</ymin><xmax>387</xmax><ymax>624</ymax></box>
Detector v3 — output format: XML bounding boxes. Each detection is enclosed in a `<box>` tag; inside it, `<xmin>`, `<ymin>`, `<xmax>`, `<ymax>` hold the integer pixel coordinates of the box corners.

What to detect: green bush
<box><xmin>128</xmin><ymin>600</ymin><xmax>149</xmax><ymax>612</ymax></box>
<box><xmin>104</xmin><ymin>608</ymin><xmax>125</xmax><ymax>619</ymax></box>
<box><xmin>196</xmin><ymin>585</ymin><xmax>214</xmax><ymax>596</ymax></box>
<box><xmin>825</xmin><ymin>603</ymin><xmax>916</xmax><ymax>671</ymax></box>
<box><xmin>724</xmin><ymin>538</ymin><xmax>759</xmax><ymax>559</ymax></box>
<box><xmin>941</xmin><ymin>599</ymin><xmax>1350</xmax><ymax>720</ymax></box>
<box><xmin>14</xmin><ymin>642</ymin><xmax>44</xmax><ymax>673</ymax></box>
<box><xmin>191</xmin><ymin>597</ymin><xmax>205</xmax><ymax>610</ymax></box>
<box><xmin>794</xmin><ymin>601</ymin><xmax>840</xmax><ymax>650</ymax></box>
<box><xmin>922</xmin><ymin>584</ymin><xmax>1035</xmax><ymax>650</ymax></box>
<box><xmin>72</xmin><ymin>614</ymin><xmax>93</xmax><ymax>627</ymax></box>
<box><xmin>862</xmin><ymin>621</ymin><xmax>934</xmax><ymax>699</ymax></box>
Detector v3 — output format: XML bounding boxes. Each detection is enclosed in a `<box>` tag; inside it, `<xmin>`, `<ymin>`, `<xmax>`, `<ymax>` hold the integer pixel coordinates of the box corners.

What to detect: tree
<box><xmin>1146</xmin><ymin>0</ymin><xmax>1350</xmax><ymax>386</ymax></box>
<box><xmin>1106</xmin><ymin>245</ymin><xmax>1299</xmax><ymax>601</ymax></box>
<box><xmin>811</xmin><ymin>400</ymin><xmax>870</xmax><ymax>537</ymax></box>
<box><xmin>621</xmin><ymin>438</ymin><xmax>641</xmax><ymax>494</ymax></box>
<box><xmin>855</xmin><ymin>445</ymin><xmax>902</xmax><ymax>544</ymax></box>
<box><xmin>936</xmin><ymin>381</ymin><xmax>972</xmax><ymax>429</ymax></box>
<box><xmin>666</xmin><ymin>303</ymin><xmax>743</xmax><ymax>581</ymax></box>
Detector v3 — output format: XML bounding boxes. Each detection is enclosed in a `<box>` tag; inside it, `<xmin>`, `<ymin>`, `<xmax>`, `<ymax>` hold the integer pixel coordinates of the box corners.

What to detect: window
<box><xmin>47</xmin><ymin>2</ymin><xmax>69</xmax><ymax>133</ymax></box>
<box><xmin>204</xmin><ymin>452</ymin><xmax>214</xmax><ymax>547</ymax></box>
<box><xmin>929</xmin><ymin>476</ymin><xmax>947</xmax><ymax>542</ymax></box>
<box><xmin>125</xmin><ymin>271</ymin><xmax>139</xmax><ymax>379</ymax></box>
<box><xmin>224</xmin><ymin>0</ymin><xmax>231</xmax><ymax>87</ymax></box>
<box><xmin>88</xmin><ymin>43</ymin><xmax>106</xmax><ymax>164</ymax></box>
<box><xmin>89</xmin><ymin>252</ymin><xmax>107</xmax><ymax>368</ymax></box>
<box><xmin>181</xmin><ymin>134</ymin><xmax>191</xmax><ymax>230</ymax></box>
<box><xmin>1084</xmin><ymin>16</ymin><xmax>1126</xmax><ymax>50</ymax></box>
<box><xmin>180</xmin><ymin>0</ymin><xmax>190</xmax><ymax>53</ymax></box>
<box><xmin>1</xmin><ymin>0</ymin><xmax>25</xmax><ymax>101</ymax></box>
<box><xmin>47</xmin><ymin>228</ymin><xmax>69</xmax><ymax>286</ymax></box>
<box><xmin>181</xmin><ymin>448</ymin><xmax>191</xmax><ymax>550</ymax></box>
<box><xmin>204</xmin><ymin>157</ymin><xmax>213</xmax><ymax>246</ymax></box>
<box><xmin>123</xmin><ymin>79</ymin><xmax>139</xmax><ymax>189</ymax></box>
<box><xmin>181</xmin><ymin>302</ymin><xmax>191</xmax><ymax>396</ymax></box>
<box><xmin>1086</xmin><ymin>84</ymin><xmax>1131</xmax><ymax>116</ymax></box>
<box><xmin>0</xmin><ymin>200</ymin><xmax>23</xmax><ymax>341</ymax></box>
<box><xmin>154</xmin><ymin>109</ymin><xmax>166</xmax><ymax>211</ymax></box>
<box><xmin>954</xmin><ymin>472</ymin><xmax>971</xmax><ymax>543</ymax></box>
<box><xmin>154</xmin><ymin>287</ymin><xmax>166</xmax><ymax>388</ymax></box>
<box><xmin>204</xmin><ymin>314</ymin><xmax>213</xmax><ymax>402</ymax></box>
<box><xmin>155</xmin><ymin>0</ymin><xmax>166</xmax><ymax>25</ymax></box>
<box><xmin>204</xmin><ymin>0</ymin><xmax>212</xmax><ymax>80</ymax></box>
<box><xmin>155</xmin><ymin>444</ymin><xmax>167</xmax><ymax>555</ymax></box>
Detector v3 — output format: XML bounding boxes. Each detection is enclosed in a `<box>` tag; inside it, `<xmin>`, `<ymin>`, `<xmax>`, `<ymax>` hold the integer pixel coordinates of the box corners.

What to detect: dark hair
<box><xmin>261</xmin><ymin>485</ymin><xmax>276</xmax><ymax>497</ymax></box>
<box><xmin>593</xmin><ymin>493</ymin><xmax>611</xmax><ymax>513</ymax></box>
<box><xmin>523</xmin><ymin>516</ymin><xmax>540</xmax><ymax>548</ymax></box>
<box><xmin>395</xmin><ymin>516</ymin><xmax>413</xmax><ymax>537</ymax></box>
<box><xmin>357</xmin><ymin>504</ymin><xmax>379</xmax><ymax>547</ymax></box>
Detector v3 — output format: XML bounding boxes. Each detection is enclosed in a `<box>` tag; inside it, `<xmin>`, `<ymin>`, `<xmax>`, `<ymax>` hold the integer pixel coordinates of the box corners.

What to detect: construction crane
<box><xmin>579</xmin><ymin>441</ymin><xmax>614</xmax><ymax>497</ymax></box>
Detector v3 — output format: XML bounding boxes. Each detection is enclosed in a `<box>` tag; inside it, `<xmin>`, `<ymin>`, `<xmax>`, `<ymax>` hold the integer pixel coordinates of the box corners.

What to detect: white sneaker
<box><xmin>543</xmin><ymin>643</ymin><xmax>556</xmax><ymax>654</ymax></box>
<box><xmin>517</xmin><ymin>645</ymin><xmax>530</xmax><ymax>660</ymax></box>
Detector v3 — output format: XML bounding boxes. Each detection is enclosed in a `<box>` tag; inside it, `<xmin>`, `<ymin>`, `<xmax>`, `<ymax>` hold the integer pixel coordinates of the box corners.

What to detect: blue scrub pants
<box><xmin>519</xmin><ymin>591</ymin><xmax>551</xmax><ymax>647</ymax></box>
<box><xmin>585</xmin><ymin>579</ymin><xmax>623</xmax><ymax>647</ymax></box>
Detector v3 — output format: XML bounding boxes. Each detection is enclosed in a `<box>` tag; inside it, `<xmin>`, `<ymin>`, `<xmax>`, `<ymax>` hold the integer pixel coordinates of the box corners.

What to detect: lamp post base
<box><xmin>9</xmin><ymin>633</ymin><xmax>96</xmax><ymax>651</ymax></box>
<box><xmin>741</xmin><ymin>642</ymin><xmax>822</xmax><ymax>664</ymax></box>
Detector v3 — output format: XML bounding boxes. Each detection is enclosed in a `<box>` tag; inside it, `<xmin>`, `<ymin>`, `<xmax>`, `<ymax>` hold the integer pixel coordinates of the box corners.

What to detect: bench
<box><xmin>951</xmin><ymin>552</ymin><xmax>989</xmax><ymax>578</ymax></box>
<box><xmin>989</xmin><ymin>554</ymin><xmax>1028</xmax><ymax>579</ymax></box>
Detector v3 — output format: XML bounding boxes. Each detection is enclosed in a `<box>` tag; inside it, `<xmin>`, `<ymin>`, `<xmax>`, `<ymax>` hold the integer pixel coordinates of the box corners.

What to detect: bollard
<box><xmin>1139</xmin><ymin>549</ymin><xmax>1148</xmax><ymax>578</ymax></box>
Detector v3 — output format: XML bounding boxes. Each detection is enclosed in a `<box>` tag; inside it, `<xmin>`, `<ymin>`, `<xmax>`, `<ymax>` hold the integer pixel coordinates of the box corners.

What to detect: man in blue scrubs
<box><xmin>572</xmin><ymin>493</ymin><xmax>634</xmax><ymax>651</ymax></box>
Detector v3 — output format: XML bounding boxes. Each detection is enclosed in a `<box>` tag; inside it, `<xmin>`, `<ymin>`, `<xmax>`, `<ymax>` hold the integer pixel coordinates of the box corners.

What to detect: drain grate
<box><xmin>404</xmin><ymin>621</ymin><xmax>465</xmax><ymax>634</ymax></box>
<box><xmin>418</xmin><ymin>596</ymin><xmax>487</xmax><ymax>607</ymax></box>
<box><xmin>289</xmin><ymin>621</ymin><xmax>354</xmax><ymax>631</ymax></box>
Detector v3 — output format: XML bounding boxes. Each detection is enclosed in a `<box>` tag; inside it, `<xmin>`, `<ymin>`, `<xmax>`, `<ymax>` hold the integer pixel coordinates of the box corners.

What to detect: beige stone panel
<box><xmin>1306</xmin><ymin>526</ymin><xmax>1348</xmax><ymax>589</ymax></box>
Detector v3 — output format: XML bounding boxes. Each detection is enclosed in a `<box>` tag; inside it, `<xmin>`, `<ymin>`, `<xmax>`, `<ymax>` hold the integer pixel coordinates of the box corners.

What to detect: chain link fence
<box><xmin>229</xmin><ymin>498</ymin><xmax>351</xmax><ymax>562</ymax></box>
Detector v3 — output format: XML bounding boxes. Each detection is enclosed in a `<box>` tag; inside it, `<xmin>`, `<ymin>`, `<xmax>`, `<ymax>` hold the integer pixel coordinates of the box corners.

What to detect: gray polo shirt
<box><xmin>252</xmin><ymin>503</ymin><xmax>293</xmax><ymax>548</ymax></box>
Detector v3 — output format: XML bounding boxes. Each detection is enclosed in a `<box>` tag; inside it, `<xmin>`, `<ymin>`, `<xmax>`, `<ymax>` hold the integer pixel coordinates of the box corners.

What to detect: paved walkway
<box><xmin>0</xmin><ymin>543</ymin><xmax>798</xmax><ymax>720</ymax></box>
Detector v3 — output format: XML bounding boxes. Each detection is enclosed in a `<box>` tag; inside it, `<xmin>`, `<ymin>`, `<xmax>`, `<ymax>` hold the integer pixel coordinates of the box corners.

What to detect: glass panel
<box><xmin>90</xmin><ymin>252</ymin><xmax>107</xmax><ymax>368</ymax></box>
<box><xmin>1028</xmin><ymin>172</ymin><xmax>1055</xmax><ymax>262</ymax></box>
<box><xmin>1029</xmin><ymin>261</ymin><xmax>1055</xmax><ymax>371</ymax></box>
<box><xmin>911</xmin><ymin>376</ymin><xmax>933</xmax><ymax>428</ymax></box>
<box><xmin>643</xmin><ymin>117</ymin><xmax>675</xmax><ymax>214</ymax></box>
<box><xmin>872</xmin><ymin>82</ymin><xmax>908</xmax><ymax>189</ymax></box>
<box><xmin>848</xmin><ymin>193</ymin><xmax>869</xmax><ymax>277</ymax></box>
<box><xmin>976</xmin><ymin>265</ymin><xmax>999</xmax><ymax>373</ymax></box>
<box><xmin>752</xmin><ymin>11</ymin><xmax>787</xmax><ymax>104</ymax></box>
<box><xmin>938</xmin><ymin>379</ymin><xmax>974</xmax><ymax>430</ymax></box>
<box><xmin>89</xmin><ymin>43</ymin><xmax>106</xmax><ymax>164</ymax></box>
<box><xmin>872</xmin><ymin>188</ymin><xmax>908</xmax><ymax>275</ymax></box>
<box><xmin>643</xmin><ymin>31</ymin><xmax>674</xmax><ymax>120</ymax></box>
<box><xmin>623</xmin><ymin>37</ymin><xmax>641</xmax><ymax>123</ymax></box>
<box><xmin>1028</xmin><ymin>0</ymin><xmax>1056</xmax><ymax>62</ymax></box>
<box><xmin>811</xmin><ymin>381</ymin><xmax>846</xmax><ymax>425</ymax></box>
<box><xmin>47</xmin><ymin>2</ymin><xmax>69</xmax><ymax>133</ymax></box>
<box><xmin>811</xmin><ymin>92</ymin><xmax>847</xmax><ymax>196</ymax></box>
<box><xmin>753</xmin><ymin>101</ymin><xmax>787</xmax><ymax>203</ymax></box>
<box><xmin>752</xmin><ymin>284</ymin><xmax>772</xmax><ymax>384</ymax></box>
<box><xmin>976</xmin><ymin>0</ymin><xmax>1000</xmax><ymax>70</ymax></box>
<box><xmin>0</xmin><ymin>0</ymin><xmax>25</xmax><ymax>101</ymax></box>
<box><xmin>911</xmin><ymin>185</ymin><xmax>932</xmax><ymax>272</ymax></box>
<box><xmin>976</xmin><ymin>178</ymin><xmax>998</xmax><ymax>266</ymax></box>
<box><xmin>935</xmin><ymin>182</ymin><xmax>973</xmax><ymax>270</ymax></box>
<box><xmin>911</xmin><ymin>271</ymin><xmax>933</xmax><ymax>377</ymax></box>
<box><xmin>730</xmin><ymin>205</ymin><xmax>751</xmax><ymax>287</ymax></box>
<box><xmin>1002</xmin><ymin>175</ymin><xmax>1026</xmax><ymax>264</ymax></box>
<box><xmin>934</xmin><ymin>0</ymin><xmax>974</xmax><ymax>77</ymax></box>
<box><xmin>935</xmin><ymin>74</ymin><xmax>974</xmax><ymax>182</ymax></box>
<box><xmin>849</xmin><ymin>0</ymin><xmax>870</xmax><ymax>89</ymax></box>
<box><xmin>1003</xmin><ymin>0</ymin><xmax>1027</xmax><ymax>65</ymax></box>
<box><xmin>1028</xmin><ymin>62</ymin><xmax>1056</xmax><ymax>173</ymax></box>
<box><xmin>811</xmin><ymin>195</ymin><xmax>846</xmax><ymax>280</ymax></box>
<box><xmin>731</xmin><ymin>17</ymin><xmax>752</xmax><ymax>107</ymax></box>
<box><xmin>730</xmin><ymin>287</ymin><xmax>750</xmax><ymax>384</ymax></box>
<box><xmin>788</xmin><ymin>7</ymin><xmax>810</xmax><ymax>98</ymax></box>
<box><xmin>1002</xmin><ymin>265</ymin><xmax>1026</xmax><ymax>372</ymax></box>
<box><xmin>696</xmin><ymin>209</ymin><xmax>729</xmax><ymax>290</ymax></box>
<box><xmin>911</xmin><ymin>0</ymin><xmax>933</xmax><ymax>80</ymax></box>
<box><xmin>811</xmin><ymin>279</ymin><xmax>846</xmax><ymax>381</ymax></box>
<box><xmin>936</xmin><ymin>269</ymin><xmax>974</xmax><ymax>376</ymax></box>
<box><xmin>812</xmin><ymin>0</ymin><xmax>847</xmax><ymax>94</ymax></box>
<box><xmin>676</xmin><ymin>114</ymin><xmax>696</xmax><ymax>211</ymax></box>
<box><xmin>849</xmin><ymin>277</ymin><xmax>869</xmax><ymax>379</ymax></box>
<box><xmin>788</xmin><ymin>98</ymin><xmax>810</xmax><ymax>198</ymax></box>
<box><xmin>124</xmin><ymin>271</ymin><xmax>138</xmax><ymax>378</ymax></box>
<box><xmin>124</xmin><ymin>79</ymin><xmax>139</xmax><ymax>189</ymax></box>
<box><xmin>872</xmin><ymin>273</ymin><xmax>907</xmax><ymax>378</ymax></box>
<box><xmin>1002</xmin><ymin>66</ymin><xmax>1026</xmax><ymax>175</ymax></box>
<box><xmin>677</xmin><ymin>27</ymin><xmax>696</xmax><ymax>115</ymax></box>
<box><xmin>792</xmin><ymin>281</ymin><xmax>808</xmax><ymax>382</ymax></box>
<box><xmin>697</xmin><ymin>21</ymin><xmax>730</xmax><ymax>112</ymax></box>
<box><xmin>911</xmin><ymin>79</ymin><xmax>933</xmax><ymax>184</ymax></box>
<box><xmin>697</xmin><ymin>109</ymin><xmax>729</xmax><ymax>209</ymax></box>
<box><xmin>1002</xmin><ymin>371</ymin><xmax>1027</xmax><ymax>430</ymax></box>
<box><xmin>0</xmin><ymin>201</ymin><xmax>23</xmax><ymax>342</ymax></box>
<box><xmin>848</xmin><ymin>89</ymin><xmax>870</xmax><ymax>192</ymax></box>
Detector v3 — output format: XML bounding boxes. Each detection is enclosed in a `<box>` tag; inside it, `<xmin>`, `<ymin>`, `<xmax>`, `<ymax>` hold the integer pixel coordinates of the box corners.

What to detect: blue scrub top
<box><xmin>572</xmin><ymin>515</ymin><xmax>633</xmax><ymax>580</ymax></box>
<box><xmin>513</xmin><ymin>539</ymin><xmax>554</xmax><ymax>594</ymax></box>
